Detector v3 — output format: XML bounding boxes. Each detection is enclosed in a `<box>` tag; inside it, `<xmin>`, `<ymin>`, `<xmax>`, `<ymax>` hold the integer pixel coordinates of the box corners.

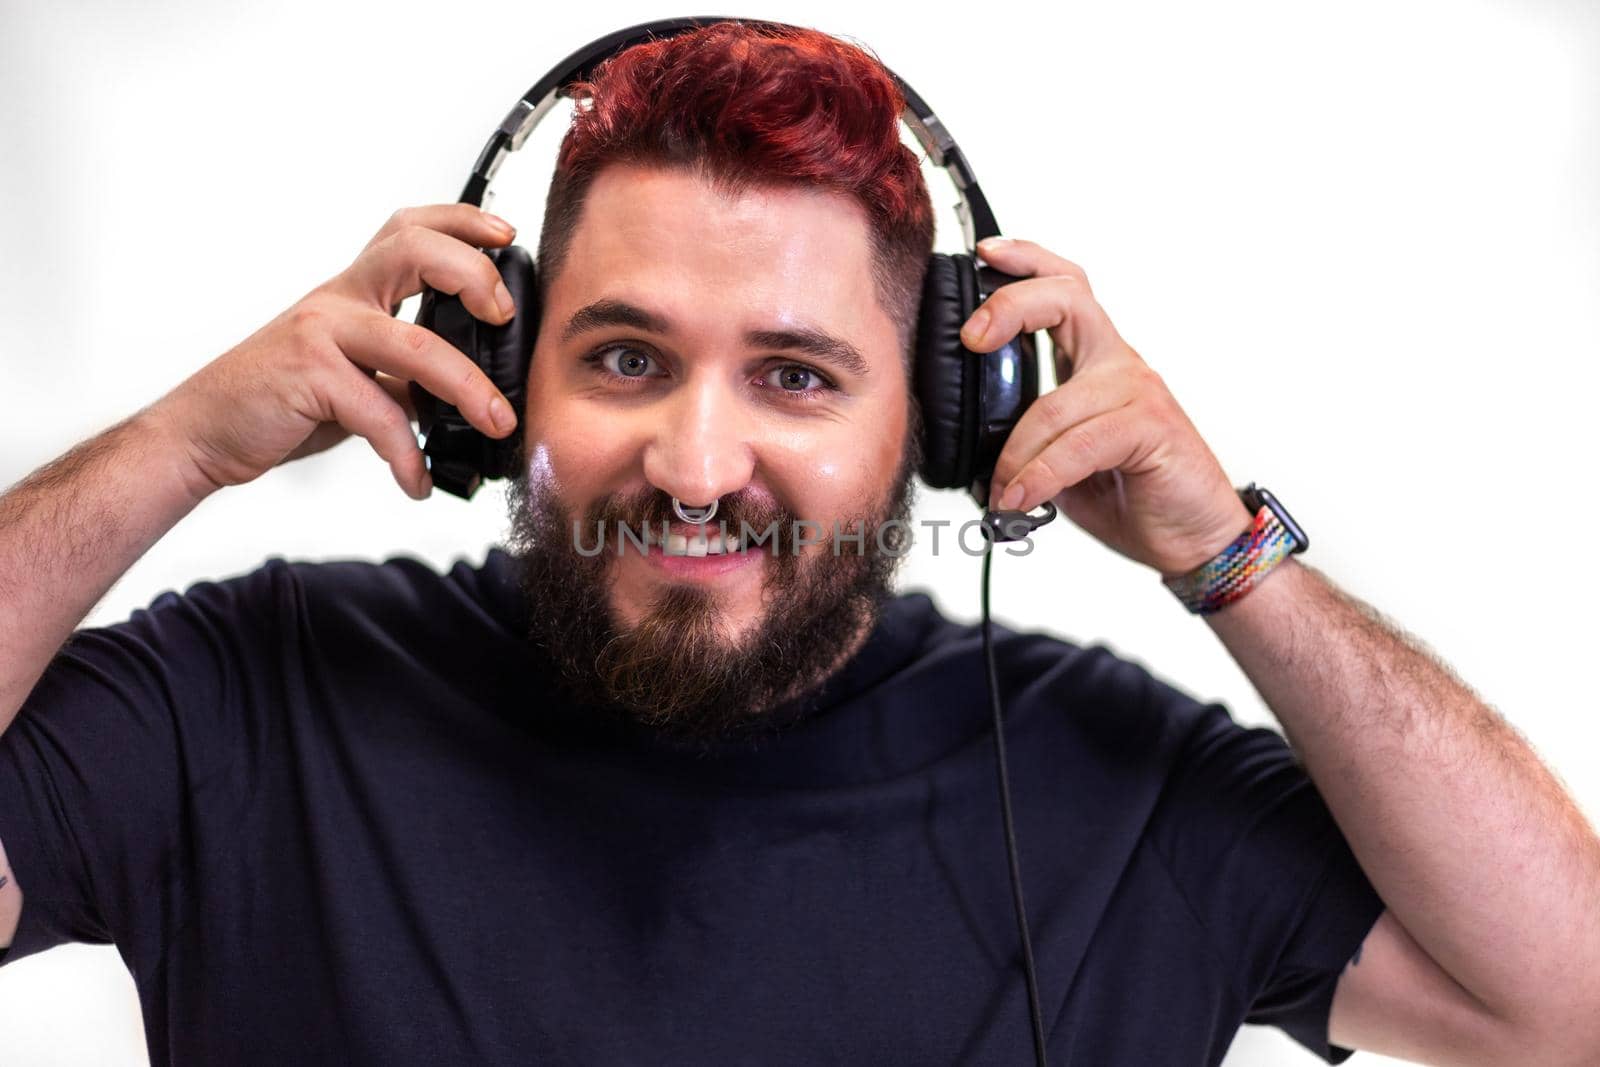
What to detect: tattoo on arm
<box><xmin>0</xmin><ymin>875</ymin><xmax>8</xmax><ymax>891</ymax></box>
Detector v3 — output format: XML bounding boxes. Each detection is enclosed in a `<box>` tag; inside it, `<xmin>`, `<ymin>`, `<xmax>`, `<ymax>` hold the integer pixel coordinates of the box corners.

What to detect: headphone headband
<box><xmin>457</xmin><ymin>15</ymin><xmax>1001</xmax><ymax>251</ymax></box>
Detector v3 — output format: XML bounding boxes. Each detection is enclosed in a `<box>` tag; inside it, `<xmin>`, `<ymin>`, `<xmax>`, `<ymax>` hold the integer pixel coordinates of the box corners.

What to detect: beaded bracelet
<box><xmin>1162</xmin><ymin>505</ymin><xmax>1297</xmax><ymax>616</ymax></box>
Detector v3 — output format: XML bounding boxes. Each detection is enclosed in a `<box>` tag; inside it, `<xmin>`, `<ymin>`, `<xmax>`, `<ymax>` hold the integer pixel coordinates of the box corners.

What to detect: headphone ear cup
<box><xmin>913</xmin><ymin>252</ymin><xmax>982</xmax><ymax>491</ymax></box>
<box><xmin>477</xmin><ymin>245</ymin><xmax>540</xmax><ymax>479</ymax></box>
<box><xmin>411</xmin><ymin>244</ymin><xmax>541</xmax><ymax>498</ymax></box>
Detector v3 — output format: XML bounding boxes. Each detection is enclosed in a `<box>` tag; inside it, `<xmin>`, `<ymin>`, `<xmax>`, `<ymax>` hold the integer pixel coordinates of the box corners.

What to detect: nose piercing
<box><xmin>671</xmin><ymin>497</ymin><xmax>718</xmax><ymax>524</ymax></box>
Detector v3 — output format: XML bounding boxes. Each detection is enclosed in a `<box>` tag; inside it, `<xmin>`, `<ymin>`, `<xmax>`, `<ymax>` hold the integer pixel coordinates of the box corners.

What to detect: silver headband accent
<box><xmin>671</xmin><ymin>497</ymin><xmax>718</xmax><ymax>524</ymax></box>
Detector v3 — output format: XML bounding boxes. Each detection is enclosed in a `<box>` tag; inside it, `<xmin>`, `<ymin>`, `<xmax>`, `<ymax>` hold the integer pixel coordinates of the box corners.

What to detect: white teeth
<box><xmin>651</xmin><ymin>527</ymin><xmax>744</xmax><ymax>557</ymax></box>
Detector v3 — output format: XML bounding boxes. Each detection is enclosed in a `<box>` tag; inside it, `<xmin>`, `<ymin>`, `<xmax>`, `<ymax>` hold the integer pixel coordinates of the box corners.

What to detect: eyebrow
<box><xmin>560</xmin><ymin>298</ymin><xmax>870</xmax><ymax>379</ymax></box>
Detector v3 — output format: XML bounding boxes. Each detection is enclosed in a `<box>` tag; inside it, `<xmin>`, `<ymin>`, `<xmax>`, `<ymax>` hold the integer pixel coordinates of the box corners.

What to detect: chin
<box><xmin>609</xmin><ymin>587</ymin><xmax>756</xmax><ymax>642</ymax></box>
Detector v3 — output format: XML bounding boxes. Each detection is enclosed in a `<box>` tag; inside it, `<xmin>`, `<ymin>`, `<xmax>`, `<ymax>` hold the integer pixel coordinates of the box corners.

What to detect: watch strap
<box><xmin>1162</xmin><ymin>502</ymin><xmax>1298</xmax><ymax>616</ymax></box>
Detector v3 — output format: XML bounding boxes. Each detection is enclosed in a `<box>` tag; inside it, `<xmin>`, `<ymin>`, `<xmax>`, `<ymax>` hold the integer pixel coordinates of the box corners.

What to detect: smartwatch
<box><xmin>1163</xmin><ymin>482</ymin><xmax>1309</xmax><ymax>615</ymax></box>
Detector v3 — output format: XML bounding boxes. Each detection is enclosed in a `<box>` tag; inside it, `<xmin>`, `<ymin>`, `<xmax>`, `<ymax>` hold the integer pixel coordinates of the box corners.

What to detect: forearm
<box><xmin>1202</xmin><ymin>557</ymin><xmax>1600</xmax><ymax>1034</ymax></box>
<box><xmin>0</xmin><ymin>404</ymin><xmax>215</xmax><ymax>732</ymax></box>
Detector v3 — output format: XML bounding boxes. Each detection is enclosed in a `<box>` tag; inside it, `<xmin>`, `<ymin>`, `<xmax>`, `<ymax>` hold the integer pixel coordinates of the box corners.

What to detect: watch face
<box><xmin>1255</xmin><ymin>485</ymin><xmax>1310</xmax><ymax>554</ymax></box>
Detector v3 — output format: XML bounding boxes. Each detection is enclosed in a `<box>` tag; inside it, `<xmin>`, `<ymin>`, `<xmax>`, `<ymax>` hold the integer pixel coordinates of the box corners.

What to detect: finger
<box><xmin>975</xmin><ymin>237</ymin><xmax>1090</xmax><ymax>289</ymax></box>
<box><xmin>960</xmin><ymin>273</ymin><xmax>1122</xmax><ymax>377</ymax></box>
<box><xmin>988</xmin><ymin>367</ymin><xmax>1146</xmax><ymax>504</ymax></box>
<box><xmin>331</xmin><ymin>310</ymin><xmax>516</xmax><ymax>440</ymax></box>
<box><xmin>368</xmin><ymin>203</ymin><xmax>516</xmax><ymax>253</ymax></box>
<box><xmin>995</xmin><ymin>407</ymin><xmax>1148</xmax><ymax>514</ymax></box>
<box><xmin>313</xmin><ymin>354</ymin><xmax>434</xmax><ymax>500</ymax></box>
<box><xmin>374</xmin><ymin>371</ymin><xmax>418</xmax><ymax>423</ymax></box>
<box><xmin>346</xmin><ymin>223</ymin><xmax>517</xmax><ymax>328</ymax></box>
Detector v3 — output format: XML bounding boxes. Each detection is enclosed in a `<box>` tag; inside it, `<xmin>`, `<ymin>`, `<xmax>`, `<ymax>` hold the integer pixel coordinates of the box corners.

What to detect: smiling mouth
<box><xmin>640</xmin><ymin>523</ymin><xmax>748</xmax><ymax>557</ymax></box>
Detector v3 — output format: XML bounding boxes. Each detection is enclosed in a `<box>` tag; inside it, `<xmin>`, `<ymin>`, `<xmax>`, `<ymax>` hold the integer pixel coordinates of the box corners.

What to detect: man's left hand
<box><xmin>966</xmin><ymin>236</ymin><xmax>1254</xmax><ymax>578</ymax></box>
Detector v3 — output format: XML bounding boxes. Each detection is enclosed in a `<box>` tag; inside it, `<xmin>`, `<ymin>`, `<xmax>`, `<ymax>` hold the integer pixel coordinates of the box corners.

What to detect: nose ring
<box><xmin>672</xmin><ymin>497</ymin><xmax>718</xmax><ymax>524</ymax></box>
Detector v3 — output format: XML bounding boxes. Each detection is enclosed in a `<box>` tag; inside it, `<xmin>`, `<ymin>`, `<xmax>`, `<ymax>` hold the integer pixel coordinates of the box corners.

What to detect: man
<box><xmin>1</xmin><ymin>21</ymin><xmax>1596</xmax><ymax>1066</ymax></box>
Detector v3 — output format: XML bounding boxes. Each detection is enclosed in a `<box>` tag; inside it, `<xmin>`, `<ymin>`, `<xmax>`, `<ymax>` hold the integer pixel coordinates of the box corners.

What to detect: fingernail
<box><xmin>494</xmin><ymin>281</ymin><xmax>516</xmax><ymax>318</ymax></box>
<box><xmin>999</xmin><ymin>482</ymin><xmax>1024</xmax><ymax>510</ymax></box>
<box><xmin>963</xmin><ymin>307</ymin><xmax>991</xmax><ymax>345</ymax></box>
<box><xmin>979</xmin><ymin>237</ymin><xmax>1011</xmax><ymax>251</ymax></box>
<box><xmin>482</xmin><ymin>211</ymin><xmax>515</xmax><ymax>236</ymax></box>
<box><xmin>490</xmin><ymin>395</ymin><xmax>516</xmax><ymax>434</ymax></box>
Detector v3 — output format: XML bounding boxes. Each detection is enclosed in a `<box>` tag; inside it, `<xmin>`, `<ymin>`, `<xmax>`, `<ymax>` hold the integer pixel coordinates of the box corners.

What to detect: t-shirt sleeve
<box><xmin>1145</xmin><ymin>697</ymin><xmax>1387</xmax><ymax>1064</ymax></box>
<box><xmin>0</xmin><ymin>560</ymin><xmax>283</xmax><ymax>973</ymax></box>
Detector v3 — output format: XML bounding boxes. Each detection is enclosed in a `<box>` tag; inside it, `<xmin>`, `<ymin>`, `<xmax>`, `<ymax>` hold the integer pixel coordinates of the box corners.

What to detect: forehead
<box><xmin>552</xmin><ymin>162</ymin><xmax>892</xmax><ymax>347</ymax></box>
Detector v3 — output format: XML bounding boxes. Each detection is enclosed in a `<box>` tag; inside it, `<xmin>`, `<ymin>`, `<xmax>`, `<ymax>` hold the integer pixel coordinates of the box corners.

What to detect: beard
<box><xmin>501</xmin><ymin>410</ymin><xmax>923</xmax><ymax>748</ymax></box>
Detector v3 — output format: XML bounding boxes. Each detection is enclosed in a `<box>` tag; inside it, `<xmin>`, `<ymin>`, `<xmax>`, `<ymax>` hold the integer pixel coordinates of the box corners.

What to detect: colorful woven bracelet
<box><xmin>1162</xmin><ymin>505</ymin><xmax>1296</xmax><ymax>616</ymax></box>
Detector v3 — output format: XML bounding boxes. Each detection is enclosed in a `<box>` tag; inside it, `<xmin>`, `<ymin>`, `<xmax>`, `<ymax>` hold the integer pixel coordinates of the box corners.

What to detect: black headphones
<box><xmin>410</xmin><ymin>15</ymin><xmax>1047</xmax><ymax>518</ymax></box>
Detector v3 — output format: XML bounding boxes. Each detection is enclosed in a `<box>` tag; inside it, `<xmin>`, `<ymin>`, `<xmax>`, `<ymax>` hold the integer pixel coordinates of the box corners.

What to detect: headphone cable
<box><xmin>981</xmin><ymin>542</ymin><xmax>1049</xmax><ymax>1067</ymax></box>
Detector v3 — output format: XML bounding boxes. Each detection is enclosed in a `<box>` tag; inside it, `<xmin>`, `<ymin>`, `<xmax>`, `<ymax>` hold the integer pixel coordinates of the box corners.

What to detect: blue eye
<box><xmin>765</xmin><ymin>364</ymin><xmax>823</xmax><ymax>393</ymax></box>
<box><xmin>591</xmin><ymin>345</ymin><xmax>661</xmax><ymax>378</ymax></box>
<box><xmin>758</xmin><ymin>363</ymin><xmax>841</xmax><ymax>404</ymax></box>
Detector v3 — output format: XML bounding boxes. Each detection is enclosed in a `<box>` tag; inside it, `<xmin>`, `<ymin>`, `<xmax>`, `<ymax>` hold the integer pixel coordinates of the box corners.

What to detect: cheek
<box><xmin>522</xmin><ymin>388</ymin><xmax>633</xmax><ymax>503</ymax></box>
<box><xmin>780</xmin><ymin>399</ymin><xmax>908</xmax><ymax>515</ymax></box>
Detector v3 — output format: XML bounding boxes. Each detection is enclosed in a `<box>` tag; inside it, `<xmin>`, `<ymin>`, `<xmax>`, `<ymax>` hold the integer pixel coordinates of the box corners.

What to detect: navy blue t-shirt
<box><xmin>0</xmin><ymin>547</ymin><xmax>1385</xmax><ymax>1065</ymax></box>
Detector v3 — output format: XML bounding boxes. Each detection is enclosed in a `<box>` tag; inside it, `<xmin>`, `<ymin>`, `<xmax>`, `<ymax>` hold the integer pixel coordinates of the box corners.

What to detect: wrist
<box><xmin>1157</xmin><ymin>498</ymin><xmax>1256</xmax><ymax>581</ymax></box>
<box><xmin>1161</xmin><ymin>484</ymin><xmax>1309</xmax><ymax>616</ymax></box>
<box><xmin>136</xmin><ymin>402</ymin><xmax>225</xmax><ymax>509</ymax></box>
<box><xmin>1201</xmin><ymin>553</ymin><xmax>1307</xmax><ymax>625</ymax></box>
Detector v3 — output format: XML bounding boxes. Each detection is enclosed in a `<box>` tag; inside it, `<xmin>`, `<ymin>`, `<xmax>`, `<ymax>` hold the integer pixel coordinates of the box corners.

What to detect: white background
<box><xmin>1</xmin><ymin>0</ymin><xmax>1596</xmax><ymax>1064</ymax></box>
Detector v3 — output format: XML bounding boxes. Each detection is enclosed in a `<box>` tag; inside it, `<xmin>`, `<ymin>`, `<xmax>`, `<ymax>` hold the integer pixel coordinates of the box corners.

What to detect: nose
<box><xmin>641</xmin><ymin>373</ymin><xmax>757</xmax><ymax>508</ymax></box>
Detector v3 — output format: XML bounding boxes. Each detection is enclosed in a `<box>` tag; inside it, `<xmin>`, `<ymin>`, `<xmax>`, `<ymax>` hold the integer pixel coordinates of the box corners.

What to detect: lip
<box><xmin>640</xmin><ymin>540</ymin><xmax>762</xmax><ymax>579</ymax></box>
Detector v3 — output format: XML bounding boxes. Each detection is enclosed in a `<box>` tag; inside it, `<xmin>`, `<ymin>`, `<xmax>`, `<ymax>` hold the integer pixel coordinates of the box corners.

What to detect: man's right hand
<box><xmin>150</xmin><ymin>204</ymin><xmax>522</xmax><ymax>502</ymax></box>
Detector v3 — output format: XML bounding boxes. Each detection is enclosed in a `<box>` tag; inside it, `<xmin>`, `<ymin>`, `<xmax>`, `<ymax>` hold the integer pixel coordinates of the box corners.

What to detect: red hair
<box><xmin>534</xmin><ymin>20</ymin><xmax>936</xmax><ymax>361</ymax></box>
